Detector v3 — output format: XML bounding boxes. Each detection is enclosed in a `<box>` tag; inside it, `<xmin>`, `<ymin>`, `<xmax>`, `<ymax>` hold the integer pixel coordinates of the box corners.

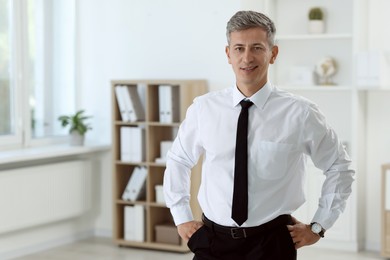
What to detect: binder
<box><xmin>122</xmin><ymin>166</ymin><xmax>147</xmax><ymax>201</ymax></box>
<box><xmin>120</xmin><ymin>127</ymin><xmax>131</xmax><ymax>161</ymax></box>
<box><xmin>158</xmin><ymin>85</ymin><xmax>180</xmax><ymax>123</ymax></box>
<box><xmin>129</xmin><ymin>127</ymin><xmax>145</xmax><ymax>162</ymax></box>
<box><xmin>124</xmin><ymin>205</ymin><xmax>135</xmax><ymax>240</ymax></box>
<box><xmin>122</xmin><ymin>85</ymin><xmax>145</xmax><ymax>122</ymax></box>
<box><xmin>158</xmin><ymin>85</ymin><xmax>167</xmax><ymax>122</ymax></box>
<box><xmin>134</xmin><ymin>204</ymin><xmax>145</xmax><ymax>241</ymax></box>
<box><xmin>124</xmin><ymin>205</ymin><xmax>145</xmax><ymax>241</ymax></box>
<box><xmin>115</xmin><ymin>85</ymin><xmax>130</xmax><ymax>121</ymax></box>
<box><xmin>120</xmin><ymin>126</ymin><xmax>145</xmax><ymax>162</ymax></box>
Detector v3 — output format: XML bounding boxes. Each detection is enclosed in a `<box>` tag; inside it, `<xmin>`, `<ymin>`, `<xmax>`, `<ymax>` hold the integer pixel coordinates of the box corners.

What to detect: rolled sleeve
<box><xmin>303</xmin><ymin>103</ymin><xmax>355</xmax><ymax>230</ymax></box>
<box><xmin>163</xmin><ymin>100</ymin><xmax>203</xmax><ymax>226</ymax></box>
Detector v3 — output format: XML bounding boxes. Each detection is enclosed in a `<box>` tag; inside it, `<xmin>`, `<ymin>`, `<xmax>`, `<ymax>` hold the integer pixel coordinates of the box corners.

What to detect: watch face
<box><xmin>311</xmin><ymin>223</ymin><xmax>322</xmax><ymax>233</ymax></box>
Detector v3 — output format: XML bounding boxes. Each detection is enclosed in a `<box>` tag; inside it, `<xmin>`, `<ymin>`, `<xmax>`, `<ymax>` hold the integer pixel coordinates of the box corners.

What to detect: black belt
<box><xmin>202</xmin><ymin>214</ymin><xmax>291</xmax><ymax>239</ymax></box>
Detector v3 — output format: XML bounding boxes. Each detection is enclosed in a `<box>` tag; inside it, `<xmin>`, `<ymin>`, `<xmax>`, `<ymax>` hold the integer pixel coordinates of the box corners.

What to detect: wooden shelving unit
<box><xmin>111</xmin><ymin>79</ymin><xmax>208</xmax><ymax>252</ymax></box>
<box><xmin>382</xmin><ymin>163</ymin><xmax>390</xmax><ymax>257</ymax></box>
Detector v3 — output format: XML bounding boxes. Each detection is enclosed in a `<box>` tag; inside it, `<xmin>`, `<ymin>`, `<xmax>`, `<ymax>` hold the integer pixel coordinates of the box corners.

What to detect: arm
<box><xmin>287</xmin><ymin>217</ymin><xmax>320</xmax><ymax>249</ymax></box>
<box><xmin>163</xmin><ymin>100</ymin><xmax>204</xmax><ymax>226</ymax></box>
<box><xmin>177</xmin><ymin>221</ymin><xmax>204</xmax><ymax>242</ymax></box>
<box><xmin>290</xmin><ymin>103</ymin><xmax>355</xmax><ymax>248</ymax></box>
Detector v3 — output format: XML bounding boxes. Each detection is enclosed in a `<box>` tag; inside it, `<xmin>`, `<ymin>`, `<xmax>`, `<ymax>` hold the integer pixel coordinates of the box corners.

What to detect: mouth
<box><xmin>240</xmin><ymin>66</ymin><xmax>258</xmax><ymax>72</ymax></box>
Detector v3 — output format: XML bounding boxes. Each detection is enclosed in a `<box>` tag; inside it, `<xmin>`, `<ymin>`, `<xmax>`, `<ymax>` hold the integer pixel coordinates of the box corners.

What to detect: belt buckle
<box><xmin>230</xmin><ymin>227</ymin><xmax>246</xmax><ymax>239</ymax></box>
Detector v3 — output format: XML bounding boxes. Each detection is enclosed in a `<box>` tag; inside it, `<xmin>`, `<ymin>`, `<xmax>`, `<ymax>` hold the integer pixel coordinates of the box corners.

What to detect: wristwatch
<box><xmin>310</xmin><ymin>222</ymin><xmax>325</xmax><ymax>238</ymax></box>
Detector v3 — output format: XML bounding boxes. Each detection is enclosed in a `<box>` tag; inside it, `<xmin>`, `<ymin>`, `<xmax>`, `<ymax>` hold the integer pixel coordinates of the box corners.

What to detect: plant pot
<box><xmin>308</xmin><ymin>20</ymin><xmax>325</xmax><ymax>34</ymax></box>
<box><xmin>70</xmin><ymin>131</ymin><xmax>85</xmax><ymax>146</ymax></box>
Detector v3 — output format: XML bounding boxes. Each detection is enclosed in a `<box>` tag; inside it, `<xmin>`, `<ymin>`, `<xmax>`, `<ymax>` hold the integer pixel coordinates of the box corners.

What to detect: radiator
<box><xmin>0</xmin><ymin>160</ymin><xmax>91</xmax><ymax>234</ymax></box>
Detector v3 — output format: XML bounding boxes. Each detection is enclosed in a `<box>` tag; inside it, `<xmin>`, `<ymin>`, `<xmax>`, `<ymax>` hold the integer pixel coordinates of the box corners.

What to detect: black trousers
<box><xmin>187</xmin><ymin>215</ymin><xmax>297</xmax><ymax>260</ymax></box>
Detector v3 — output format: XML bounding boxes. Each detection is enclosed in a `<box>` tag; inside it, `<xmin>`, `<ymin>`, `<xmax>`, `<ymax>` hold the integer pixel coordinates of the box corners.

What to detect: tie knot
<box><xmin>240</xmin><ymin>100</ymin><xmax>253</xmax><ymax>109</ymax></box>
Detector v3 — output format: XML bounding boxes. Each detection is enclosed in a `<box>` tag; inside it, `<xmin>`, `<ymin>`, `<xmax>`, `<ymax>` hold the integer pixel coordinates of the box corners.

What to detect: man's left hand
<box><xmin>287</xmin><ymin>216</ymin><xmax>321</xmax><ymax>249</ymax></box>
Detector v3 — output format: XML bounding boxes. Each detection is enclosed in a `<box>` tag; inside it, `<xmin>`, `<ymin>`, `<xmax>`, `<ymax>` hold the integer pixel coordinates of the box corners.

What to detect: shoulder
<box><xmin>270</xmin><ymin>86</ymin><xmax>317</xmax><ymax>111</ymax></box>
<box><xmin>193</xmin><ymin>87</ymin><xmax>232</xmax><ymax>106</ymax></box>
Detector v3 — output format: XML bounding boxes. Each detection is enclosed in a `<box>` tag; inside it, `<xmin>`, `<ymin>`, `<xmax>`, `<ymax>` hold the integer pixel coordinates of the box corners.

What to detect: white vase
<box><xmin>70</xmin><ymin>131</ymin><xmax>85</xmax><ymax>146</ymax></box>
<box><xmin>308</xmin><ymin>20</ymin><xmax>325</xmax><ymax>34</ymax></box>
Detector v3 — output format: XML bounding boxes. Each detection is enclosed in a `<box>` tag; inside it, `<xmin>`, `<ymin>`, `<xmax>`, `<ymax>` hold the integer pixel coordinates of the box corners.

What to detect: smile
<box><xmin>240</xmin><ymin>66</ymin><xmax>258</xmax><ymax>72</ymax></box>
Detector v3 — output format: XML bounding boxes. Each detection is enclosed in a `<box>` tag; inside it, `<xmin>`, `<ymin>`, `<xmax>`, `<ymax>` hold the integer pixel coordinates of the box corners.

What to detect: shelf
<box><xmin>114</xmin><ymin>121</ymin><xmax>146</xmax><ymax>126</ymax></box>
<box><xmin>148</xmin><ymin>162</ymin><xmax>166</xmax><ymax>167</ymax></box>
<box><xmin>279</xmin><ymin>85</ymin><xmax>354</xmax><ymax>91</ymax></box>
<box><xmin>148</xmin><ymin>121</ymin><xmax>181</xmax><ymax>127</ymax></box>
<box><xmin>111</xmin><ymin>79</ymin><xmax>208</xmax><ymax>252</ymax></box>
<box><xmin>149</xmin><ymin>202</ymin><xmax>168</xmax><ymax>207</ymax></box>
<box><xmin>115</xmin><ymin>161</ymin><xmax>148</xmax><ymax>166</ymax></box>
<box><xmin>356</xmin><ymin>86</ymin><xmax>390</xmax><ymax>91</ymax></box>
<box><xmin>280</xmin><ymin>85</ymin><xmax>390</xmax><ymax>92</ymax></box>
<box><xmin>277</xmin><ymin>33</ymin><xmax>352</xmax><ymax>41</ymax></box>
<box><xmin>116</xmin><ymin>199</ymin><xmax>148</xmax><ymax>206</ymax></box>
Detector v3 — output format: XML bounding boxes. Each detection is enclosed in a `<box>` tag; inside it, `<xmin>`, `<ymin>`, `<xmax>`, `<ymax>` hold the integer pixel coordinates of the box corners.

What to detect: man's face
<box><xmin>226</xmin><ymin>27</ymin><xmax>278</xmax><ymax>92</ymax></box>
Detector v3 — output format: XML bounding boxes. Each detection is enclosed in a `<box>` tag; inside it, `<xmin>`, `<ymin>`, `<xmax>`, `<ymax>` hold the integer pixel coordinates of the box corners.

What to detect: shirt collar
<box><xmin>232</xmin><ymin>82</ymin><xmax>273</xmax><ymax>110</ymax></box>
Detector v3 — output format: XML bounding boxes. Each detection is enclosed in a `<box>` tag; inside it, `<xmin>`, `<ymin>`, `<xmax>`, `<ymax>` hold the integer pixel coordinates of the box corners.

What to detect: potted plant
<box><xmin>58</xmin><ymin>110</ymin><xmax>92</xmax><ymax>146</ymax></box>
<box><xmin>308</xmin><ymin>7</ymin><xmax>325</xmax><ymax>34</ymax></box>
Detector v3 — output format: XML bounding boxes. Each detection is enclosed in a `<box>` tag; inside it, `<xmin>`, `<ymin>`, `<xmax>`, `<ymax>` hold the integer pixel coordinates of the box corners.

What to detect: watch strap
<box><xmin>310</xmin><ymin>222</ymin><xmax>325</xmax><ymax>238</ymax></box>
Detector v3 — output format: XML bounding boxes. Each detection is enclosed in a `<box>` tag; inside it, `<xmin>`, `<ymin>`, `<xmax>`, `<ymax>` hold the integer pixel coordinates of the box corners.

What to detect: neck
<box><xmin>237</xmin><ymin>81</ymin><xmax>266</xmax><ymax>97</ymax></box>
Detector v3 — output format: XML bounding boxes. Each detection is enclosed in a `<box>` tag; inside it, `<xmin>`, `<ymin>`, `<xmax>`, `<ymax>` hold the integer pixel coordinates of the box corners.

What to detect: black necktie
<box><xmin>232</xmin><ymin>100</ymin><xmax>253</xmax><ymax>226</ymax></box>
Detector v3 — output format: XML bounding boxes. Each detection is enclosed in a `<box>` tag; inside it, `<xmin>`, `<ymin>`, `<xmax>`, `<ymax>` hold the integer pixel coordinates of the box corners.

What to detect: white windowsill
<box><xmin>0</xmin><ymin>143</ymin><xmax>111</xmax><ymax>166</ymax></box>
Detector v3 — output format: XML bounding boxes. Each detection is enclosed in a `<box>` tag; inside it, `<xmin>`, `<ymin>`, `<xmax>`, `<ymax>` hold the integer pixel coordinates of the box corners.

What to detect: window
<box><xmin>0</xmin><ymin>0</ymin><xmax>14</xmax><ymax>139</ymax></box>
<box><xmin>0</xmin><ymin>0</ymin><xmax>76</xmax><ymax>149</ymax></box>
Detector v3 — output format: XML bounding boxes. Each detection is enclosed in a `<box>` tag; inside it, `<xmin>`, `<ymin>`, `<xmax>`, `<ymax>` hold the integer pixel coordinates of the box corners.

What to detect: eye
<box><xmin>234</xmin><ymin>47</ymin><xmax>243</xmax><ymax>52</ymax></box>
<box><xmin>253</xmin><ymin>46</ymin><xmax>264</xmax><ymax>52</ymax></box>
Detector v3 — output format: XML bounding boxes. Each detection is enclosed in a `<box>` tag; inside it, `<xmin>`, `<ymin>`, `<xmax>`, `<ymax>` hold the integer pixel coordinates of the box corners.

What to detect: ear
<box><xmin>270</xmin><ymin>45</ymin><xmax>279</xmax><ymax>64</ymax></box>
<box><xmin>225</xmin><ymin>45</ymin><xmax>232</xmax><ymax>64</ymax></box>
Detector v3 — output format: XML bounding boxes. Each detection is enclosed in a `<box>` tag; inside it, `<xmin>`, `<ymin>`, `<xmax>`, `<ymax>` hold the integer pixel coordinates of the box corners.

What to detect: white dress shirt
<box><xmin>163</xmin><ymin>82</ymin><xmax>354</xmax><ymax>230</ymax></box>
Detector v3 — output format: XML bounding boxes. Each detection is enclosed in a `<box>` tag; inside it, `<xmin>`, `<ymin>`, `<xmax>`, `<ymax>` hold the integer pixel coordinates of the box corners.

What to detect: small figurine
<box><xmin>315</xmin><ymin>56</ymin><xmax>337</xmax><ymax>85</ymax></box>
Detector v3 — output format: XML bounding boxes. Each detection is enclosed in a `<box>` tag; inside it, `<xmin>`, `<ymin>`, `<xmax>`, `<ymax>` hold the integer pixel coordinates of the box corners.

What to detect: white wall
<box><xmin>77</xmin><ymin>0</ymin><xmax>240</xmax><ymax>144</ymax></box>
<box><xmin>364</xmin><ymin>0</ymin><xmax>390</xmax><ymax>251</ymax></box>
<box><xmin>0</xmin><ymin>151</ymin><xmax>110</xmax><ymax>259</ymax></box>
<box><xmin>77</xmin><ymin>0</ymin><xmax>390</xmax><ymax>252</ymax></box>
<box><xmin>77</xmin><ymin>0</ymin><xmax>242</xmax><ymax>239</ymax></box>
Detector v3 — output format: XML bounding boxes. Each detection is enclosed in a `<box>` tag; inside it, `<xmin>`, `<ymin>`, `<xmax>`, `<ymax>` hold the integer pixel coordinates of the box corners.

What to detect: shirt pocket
<box><xmin>253</xmin><ymin>141</ymin><xmax>296</xmax><ymax>180</ymax></box>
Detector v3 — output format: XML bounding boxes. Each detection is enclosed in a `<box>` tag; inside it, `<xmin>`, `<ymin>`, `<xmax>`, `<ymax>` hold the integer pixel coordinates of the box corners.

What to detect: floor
<box><xmin>13</xmin><ymin>237</ymin><xmax>384</xmax><ymax>260</ymax></box>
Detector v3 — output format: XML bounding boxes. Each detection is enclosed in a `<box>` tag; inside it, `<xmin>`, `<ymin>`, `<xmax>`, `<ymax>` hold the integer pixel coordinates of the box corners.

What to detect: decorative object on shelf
<box><xmin>308</xmin><ymin>7</ymin><xmax>325</xmax><ymax>34</ymax></box>
<box><xmin>155</xmin><ymin>224</ymin><xmax>180</xmax><ymax>245</ymax></box>
<box><xmin>155</xmin><ymin>140</ymin><xmax>173</xmax><ymax>163</ymax></box>
<box><xmin>155</xmin><ymin>184</ymin><xmax>165</xmax><ymax>204</ymax></box>
<box><xmin>289</xmin><ymin>66</ymin><xmax>315</xmax><ymax>86</ymax></box>
<box><xmin>58</xmin><ymin>110</ymin><xmax>92</xmax><ymax>146</ymax></box>
<box><xmin>315</xmin><ymin>56</ymin><xmax>337</xmax><ymax>86</ymax></box>
<box><xmin>356</xmin><ymin>51</ymin><xmax>390</xmax><ymax>87</ymax></box>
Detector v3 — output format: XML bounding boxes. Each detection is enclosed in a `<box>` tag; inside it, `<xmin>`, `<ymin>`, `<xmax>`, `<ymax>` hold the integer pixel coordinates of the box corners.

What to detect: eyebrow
<box><xmin>232</xmin><ymin>43</ymin><xmax>265</xmax><ymax>47</ymax></box>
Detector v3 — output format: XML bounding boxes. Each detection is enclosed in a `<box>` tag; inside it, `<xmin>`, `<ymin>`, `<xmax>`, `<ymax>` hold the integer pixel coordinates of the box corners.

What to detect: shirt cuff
<box><xmin>170</xmin><ymin>204</ymin><xmax>194</xmax><ymax>226</ymax></box>
<box><xmin>312</xmin><ymin>207</ymin><xmax>340</xmax><ymax>231</ymax></box>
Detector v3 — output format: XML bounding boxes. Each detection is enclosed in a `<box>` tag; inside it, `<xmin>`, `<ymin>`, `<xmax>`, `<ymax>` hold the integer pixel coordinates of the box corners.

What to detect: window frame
<box><xmin>0</xmin><ymin>0</ymin><xmax>76</xmax><ymax>150</ymax></box>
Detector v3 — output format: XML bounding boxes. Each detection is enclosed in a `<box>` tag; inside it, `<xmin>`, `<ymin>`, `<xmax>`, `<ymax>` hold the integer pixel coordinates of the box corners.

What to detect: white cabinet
<box><xmin>258</xmin><ymin>0</ymin><xmax>367</xmax><ymax>251</ymax></box>
<box><xmin>289</xmin><ymin>88</ymin><xmax>364</xmax><ymax>251</ymax></box>
<box><xmin>263</xmin><ymin>0</ymin><xmax>364</xmax><ymax>87</ymax></box>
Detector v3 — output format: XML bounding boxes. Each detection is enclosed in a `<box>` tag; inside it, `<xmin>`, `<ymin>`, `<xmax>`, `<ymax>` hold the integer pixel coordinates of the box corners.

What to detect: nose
<box><xmin>243</xmin><ymin>49</ymin><xmax>254</xmax><ymax>64</ymax></box>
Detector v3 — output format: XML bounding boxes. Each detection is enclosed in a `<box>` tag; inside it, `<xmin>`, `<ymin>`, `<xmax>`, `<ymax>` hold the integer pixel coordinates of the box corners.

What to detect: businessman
<box><xmin>163</xmin><ymin>10</ymin><xmax>354</xmax><ymax>259</ymax></box>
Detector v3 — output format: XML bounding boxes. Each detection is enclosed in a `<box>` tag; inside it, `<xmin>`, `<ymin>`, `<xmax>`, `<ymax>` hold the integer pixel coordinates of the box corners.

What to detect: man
<box><xmin>163</xmin><ymin>10</ymin><xmax>354</xmax><ymax>260</ymax></box>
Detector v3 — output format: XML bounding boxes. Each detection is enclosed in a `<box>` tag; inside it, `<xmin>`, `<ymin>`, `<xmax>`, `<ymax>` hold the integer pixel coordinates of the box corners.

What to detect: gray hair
<box><xmin>226</xmin><ymin>10</ymin><xmax>276</xmax><ymax>47</ymax></box>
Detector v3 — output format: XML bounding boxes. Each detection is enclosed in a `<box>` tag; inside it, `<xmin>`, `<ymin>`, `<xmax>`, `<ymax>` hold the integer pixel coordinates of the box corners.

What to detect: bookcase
<box><xmin>111</xmin><ymin>79</ymin><xmax>208</xmax><ymax>252</ymax></box>
<box><xmin>257</xmin><ymin>0</ymin><xmax>367</xmax><ymax>251</ymax></box>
